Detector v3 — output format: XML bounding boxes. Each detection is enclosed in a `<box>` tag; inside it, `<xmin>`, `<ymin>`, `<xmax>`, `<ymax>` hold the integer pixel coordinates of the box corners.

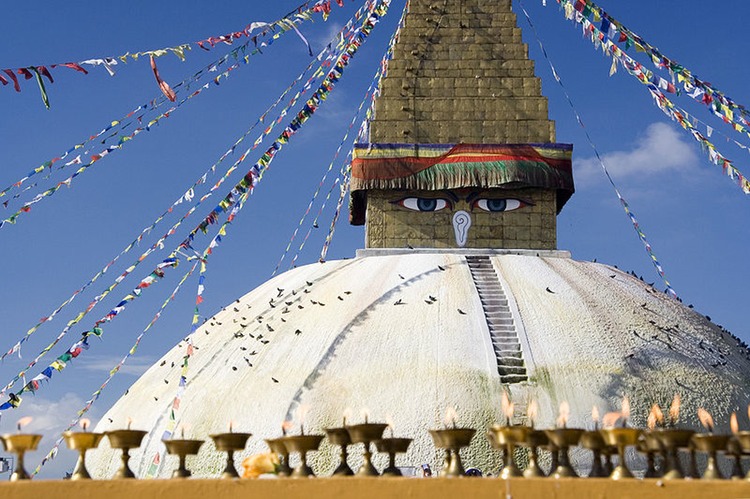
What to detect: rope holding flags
<box><xmin>0</xmin><ymin>2</ymin><xmax>371</xmax><ymax>392</ymax></box>
<box><xmin>519</xmin><ymin>0</ymin><xmax>678</xmax><ymax>298</ymax></box>
<box><xmin>550</xmin><ymin>0</ymin><xmax>750</xmax><ymax>197</ymax></box>
<box><xmin>0</xmin><ymin>0</ymin><xmax>392</xmax><ymax>414</ymax></box>
<box><xmin>0</xmin><ymin>0</ymin><xmax>350</xmax><ymax>106</ymax></box>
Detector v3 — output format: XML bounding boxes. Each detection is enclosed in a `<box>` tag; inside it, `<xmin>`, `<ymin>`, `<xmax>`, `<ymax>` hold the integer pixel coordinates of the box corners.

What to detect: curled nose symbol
<box><xmin>452</xmin><ymin>210</ymin><xmax>471</xmax><ymax>247</ymax></box>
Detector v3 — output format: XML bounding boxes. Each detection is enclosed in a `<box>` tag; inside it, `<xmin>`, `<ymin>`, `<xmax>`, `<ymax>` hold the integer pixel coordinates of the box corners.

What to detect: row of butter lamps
<box><xmin>3</xmin><ymin>398</ymin><xmax>750</xmax><ymax>481</ymax></box>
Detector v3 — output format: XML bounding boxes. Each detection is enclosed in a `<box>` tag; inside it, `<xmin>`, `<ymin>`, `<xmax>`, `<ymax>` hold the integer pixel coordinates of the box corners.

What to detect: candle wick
<box><xmin>343</xmin><ymin>418</ymin><xmax>347</xmax><ymax>428</ymax></box>
<box><xmin>301</xmin><ymin>424</ymin><xmax>305</xmax><ymax>436</ymax></box>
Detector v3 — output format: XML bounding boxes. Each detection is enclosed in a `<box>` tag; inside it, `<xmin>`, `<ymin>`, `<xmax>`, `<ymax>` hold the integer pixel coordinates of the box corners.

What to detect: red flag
<box><xmin>150</xmin><ymin>56</ymin><xmax>176</xmax><ymax>102</ymax></box>
<box><xmin>3</xmin><ymin>69</ymin><xmax>20</xmax><ymax>91</ymax></box>
<box><xmin>56</xmin><ymin>62</ymin><xmax>89</xmax><ymax>74</ymax></box>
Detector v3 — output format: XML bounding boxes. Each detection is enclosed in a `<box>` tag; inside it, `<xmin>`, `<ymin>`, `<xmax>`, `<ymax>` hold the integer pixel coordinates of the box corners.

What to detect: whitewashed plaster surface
<box><xmin>88</xmin><ymin>253</ymin><xmax>750</xmax><ymax>478</ymax></box>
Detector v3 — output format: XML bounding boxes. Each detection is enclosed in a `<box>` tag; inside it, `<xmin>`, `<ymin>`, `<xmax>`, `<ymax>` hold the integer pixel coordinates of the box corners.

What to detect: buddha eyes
<box><xmin>395</xmin><ymin>197</ymin><xmax>451</xmax><ymax>212</ymax></box>
<box><xmin>393</xmin><ymin>197</ymin><xmax>530</xmax><ymax>212</ymax></box>
<box><xmin>472</xmin><ymin>198</ymin><xmax>527</xmax><ymax>212</ymax></box>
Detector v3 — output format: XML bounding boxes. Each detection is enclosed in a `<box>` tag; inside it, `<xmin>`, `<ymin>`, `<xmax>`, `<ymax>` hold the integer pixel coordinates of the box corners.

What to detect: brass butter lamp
<box><xmin>106</xmin><ymin>427</ymin><xmax>148</xmax><ymax>479</ymax></box>
<box><xmin>325</xmin><ymin>428</ymin><xmax>354</xmax><ymax>476</ymax></box>
<box><xmin>429</xmin><ymin>428</ymin><xmax>475</xmax><ymax>477</ymax></box>
<box><xmin>163</xmin><ymin>429</ymin><xmax>204</xmax><ymax>478</ymax></box>
<box><xmin>600</xmin><ymin>427</ymin><xmax>642</xmax><ymax>479</ymax></box>
<box><xmin>522</xmin><ymin>430</ymin><xmax>549</xmax><ymax>478</ymax></box>
<box><xmin>63</xmin><ymin>419</ymin><xmax>103</xmax><ymax>480</ymax></box>
<box><xmin>580</xmin><ymin>430</ymin><xmax>607</xmax><ymax>478</ymax></box>
<box><xmin>280</xmin><ymin>433</ymin><xmax>324</xmax><ymax>477</ymax></box>
<box><xmin>374</xmin><ymin>436</ymin><xmax>412</xmax><ymax>476</ymax></box>
<box><xmin>265</xmin><ymin>437</ymin><xmax>293</xmax><ymax>477</ymax></box>
<box><xmin>489</xmin><ymin>425</ymin><xmax>529</xmax><ymax>478</ymax></box>
<box><xmin>210</xmin><ymin>427</ymin><xmax>251</xmax><ymax>479</ymax></box>
<box><xmin>347</xmin><ymin>422</ymin><xmax>388</xmax><ymax>476</ymax></box>
<box><xmin>1</xmin><ymin>433</ymin><xmax>42</xmax><ymax>481</ymax></box>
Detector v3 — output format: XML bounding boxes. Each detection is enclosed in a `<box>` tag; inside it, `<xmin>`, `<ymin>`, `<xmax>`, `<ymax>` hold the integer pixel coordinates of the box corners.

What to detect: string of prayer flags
<box><xmin>552</xmin><ymin>0</ymin><xmax>750</xmax><ymax>197</ymax></box>
<box><xmin>32</xmin><ymin>263</ymin><xmax>198</xmax><ymax>476</ymax></box>
<box><xmin>0</xmin><ymin>256</ymin><xmax>180</xmax><ymax>412</ymax></box>
<box><xmin>0</xmin><ymin>8</ymin><xmax>364</xmax><ymax>378</ymax></box>
<box><xmin>1</xmin><ymin>0</ymin><xmax>349</xmax><ymax>105</ymax></box>
<box><xmin>519</xmin><ymin>1</ymin><xmax>678</xmax><ymax>298</ymax></box>
<box><xmin>320</xmin><ymin>0</ymin><xmax>405</xmax><ymax>263</ymax></box>
<box><xmin>0</xmin><ymin>0</ymin><xmax>389</xmax><ymax>411</ymax></box>
<box><xmin>556</xmin><ymin>0</ymin><xmax>750</xmax><ymax>138</ymax></box>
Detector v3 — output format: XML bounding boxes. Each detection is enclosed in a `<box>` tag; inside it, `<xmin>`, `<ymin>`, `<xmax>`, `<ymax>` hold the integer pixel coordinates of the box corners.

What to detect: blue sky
<box><xmin>0</xmin><ymin>0</ymin><xmax>749</xmax><ymax>478</ymax></box>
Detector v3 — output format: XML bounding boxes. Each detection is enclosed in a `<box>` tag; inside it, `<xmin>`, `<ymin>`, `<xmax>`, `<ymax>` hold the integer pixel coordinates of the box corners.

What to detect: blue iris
<box><xmin>416</xmin><ymin>198</ymin><xmax>438</xmax><ymax>211</ymax></box>
<box><xmin>485</xmin><ymin>199</ymin><xmax>507</xmax><ymax>212</ymax></box>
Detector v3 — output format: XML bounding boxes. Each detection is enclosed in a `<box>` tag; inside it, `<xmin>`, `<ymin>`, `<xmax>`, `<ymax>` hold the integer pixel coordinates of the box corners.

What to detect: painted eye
<box><xmin>396</xmin><ymin>197</ymin><xmax>450</xmax><ymax>212</ymax></box>
<box><xmin>473</xmin><ymin>198</ymin><xmax>527</xmax><ymax>212</ymax></box>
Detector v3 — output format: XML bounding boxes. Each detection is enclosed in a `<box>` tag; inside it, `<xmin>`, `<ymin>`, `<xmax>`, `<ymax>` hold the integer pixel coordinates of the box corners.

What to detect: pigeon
<box><xmin>250</xmin><ymin>350</ymin><xmax>258</xmax><ymax>355</ymax></box>
<box><xmin>108</xmin><ymin>418</ymin><xmax>114</xmax><ymax>423</ymax></box>
<box><xmin>428</xmin><ymin>295</ymin><xmax>437</xmax><ymax>302</ymax></box>
<box><xmin>269</xmin><ymin>300</ymin><xmax>276</xmax><ymax>308</ymax></box>
<box><xmin>232</xmin><ymin>366</ymin><xmax>238</xmax><ymax>371</ymax></box>
<box><xmin>313</xmin><ymin>222</ymin><xmax>319</xmax><ymax>228</ymax></box>
<box><xmin>160</xmin><ymin>360</ymin><xmax>166</xmax><ymax>366</ymax></box>
<box><xmin>295</xmin><ymin>330</ymin><xmax>302</xmax><ymax>336</ymax></box>
<box><xmin>233</xmin><ymin>307</ymin><xmax>240</xmax><ymax>312</ymax></box>
<box><xmin>438</xmin><ymin>265</ymin><xmax>445</xmax><ymax>271</ymax></box>
<box><xmin>394</xmin><ymin>299</ymin><xmax>404</xmax><ymax>305</ymax></box>
<box><xmin>407</xmin><ymin>244</ymin><xmax>414</xmax><ymax>249</ymax></box>
<box><xmin>281</xmin><ymin>318</ymin><xmax>287</xmax><ymax>323</ymax></box>
<box><xmin>458</xmin><ymin>309</ymin><xmax>466</xmax><ymax>315</ymax></box>
<box><xmin>267</xmin><ymin>324</ymin><xmax>274</xmax><ymax>332</ymax></box>
<box><xmin>171</xmin><ymin>362</ymin><xmax>175</xmax><ymax>368</ymax></box>
<box><xmin>236</xmin><ymin>299</ymin><xmax>241</xmax><ymax>303</ymax></box>
<box><xmin>545</xmin><ymin>287</ymin><xmax>555</xmax><ymax>294</ymax></box>
<box><xmin>318</xmin><ymin>302</ymin><xmax>326</xmax><ymax>307</ymax></box>
<box><xmin>154</xmin><ymin>397</ymin><xmax>159</xmax><ymax>401</ymax></box>
<box><xmin>240</xmin><ymin>323</ymin><xmax>248</xmax><ymax>328</ymax></box>
<box><xmin>424</xmin><ymin>300</ymin><xmax>433</xmax><ymax>305</ymax></box>
<box><xmin>304</xmin><ymin>289</ymin><xmax>311</xmax><ymax>294</ymax></box>
<box><xmin>164</xmin><ymin>379</ymin><xmax>169</xmax><ymax>384</ymax></box>
<box><xmin>216</xmin><ymin>321</ymin><xmax>222</xmax><ymax>325</ymax></box>
<box><xmin>282</xmin><ymin>308</ymin><xmax>290</xmax><ymax>314</ymax></box>
<box><xmin>272</xmin><ymin>377</ymin><xmax>279</xmax><ymax>383</ymax></box>
<box><xmin>240</xmin><ymin>347</ymin><xmax>247</xmax><ymax>351</ymax></box>
<box><xmin>277</xmin><ymin>288</ymin><xmax>284</xmax><ymax>297</ymax></box>
<box><xmin>285</xmin><ymin>301</ymin><xmax>293</xmax><ymax>306</ymax></box>
<box><xmin>298</xmin><ymin>305</ymin><xmax>305</xmax><ymax>309</ymax></box>
<box><xmin>610</xmin><ymin>275</ymin><xmax>616</xmax><ymax>278</ymax></box>
<box><xmin>311</xmin><ymin>300</ymin><xmax>318</xmax><ymax>305</ymax></box>
<box><xmin>306</xmin><ymin>281</ymin><xmax>313</xmax><ymax>286</ymax></box>
<box><xmin>338</xmin><ymin>296</ymin><xmax>344</xmax><ymax>301</ymax></box>
<box><xmin>398</xmin><ymin>274</ymin><xmax>405</xmax><ymax>280</ymax></box>
<box><xmin>257</xmin><ymin>334</ymin><xmax>264</xmax><ymax>340</ymax></box>
<box><xmin>292</xmin><ymin>290</ymin><xmax>297</xmax><ymax>295</ymax></box>
<box><xmin>244</xmin><ymin>358</ymin><xmax>252</xmax><ymax>366</ymax></box>
<box><xmin>261</xmin><ymin>340</ymin><xmax>270</xmax><ymax>345</ymax></box>
<box><xmin>234</xmin><ymin>332</ymin><xmax>244</xmax><ymax>338</ymax></box>
<box><xmin>344</xmin><ymin>291</ymin><xmax>352</xmax><ymax>295</ymax></box>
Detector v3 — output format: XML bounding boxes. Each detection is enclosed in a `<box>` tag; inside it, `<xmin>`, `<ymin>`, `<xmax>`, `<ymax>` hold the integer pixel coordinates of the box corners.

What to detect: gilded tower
<box><xmin>349</xmin><ymin>0</ymin><xmax>574</xmax><ymax>250</ymax></box>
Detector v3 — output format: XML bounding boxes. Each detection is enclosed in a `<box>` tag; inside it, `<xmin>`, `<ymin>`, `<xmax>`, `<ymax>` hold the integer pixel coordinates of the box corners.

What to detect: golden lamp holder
<box><xmin>162</xmin><ymin>438</ymin><xmax>204</xmax><ymax>478</ymax></box>
<box><xmin>209</xmin><ymin>432</ymin><xmax>251</xmax><ymax>479</ymax></box>
<box><xmin>691</xmin><ymin>433</ymin><xmax>729</xmax><ymax>480</ymax></box>
<box><xmin>600</xmin><ymin>428</ymin><xmax>642</xmax><ymax>480</ymax></box>
<box><xmin>347</xmin><ymin>423</ymin><xmax>388</xmax><ymax>477</ymax></box>
<box><xmin>429</xmin><ymin>428</ymin><xmax>476</xmax><ymax>477</ymax></box>
<box><xmin>63</xmin><ymin>431</ymin><xmax>104</xmax><ymax>480</ymax></box>
<box><xmin>521</xmin><ymin>429</ymin><xmax>549</xmax><ymax>478</ymax></box>
<box><xmin>325</xmin><ymin>428</ymin><xmax>354</xmax><ymax>476</ymax></box>
<box><xmin>489</xmin><ymin>425</ymin><xmax>529</xmax><ymax>479</ymax></box>
<box><xmin>733</xmin><ymin>431</ymin><xmax>750</xmax><ymax>480</ymax></box>
<box><xmin>279</xmin><ymin>434</ymin><xmax>324</xmax><ymax>478</ymax></box>
<box><xmin>652</xmin><ymin>429</ymin><xmax>695</xmax><ymax>480</ymax></box>
<box><xmin>725</xmin><ymin>437</ymin><xmax>745</xmax><ymax>480</ymax></box>
<box><xmin>579</xmin><ymin>430</ymin><xmax>608</xmax><ymax>478</ymax></box>
<box><xmin>265</xmin><ymin>437</ymin><xmax>293</xmax><ymax>477</ymax></box>
<box><xmin>545</xmin><ymin>428</ymin><xmax>584</xmax><ymax>478</ymax></box>
<box><xmin>637</xmin><ymin>432</ymin><xmax>664</xmax><ymax>479</ymax></box>
<box><xmin>106</xmin><ymin>430</ymin><xmax>147</xmax><ymax>479</ymax></box>
<box><xmin>374</xmin><ymin>437</ymin><xmax>412</xmax><ymax>476</ymax></box>
<box><xmin>0</xmin><ymin>434</ymin><xmax>43</xmax><ymax>481</ymax></box>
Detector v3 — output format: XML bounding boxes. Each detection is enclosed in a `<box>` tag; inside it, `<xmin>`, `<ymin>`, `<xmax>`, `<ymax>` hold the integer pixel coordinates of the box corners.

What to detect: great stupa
<box><xmin>89</xmin><ymin>0</ymin><xmax>750</xmax><ymax>478</ymax></box>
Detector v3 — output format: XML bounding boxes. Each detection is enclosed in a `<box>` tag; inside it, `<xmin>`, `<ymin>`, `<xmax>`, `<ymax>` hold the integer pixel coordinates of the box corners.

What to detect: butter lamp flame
<box><xmin>698</xmin><ymin>407</ymin><xmax>714</xmax><ymax>433</ymax></box>
<box><xmin>621</xmin><ymin>396</ymin><xmax>630</xmax><ymax>427</ymax></box>
<box><xmin>17</xmin><ymin>416</ymin><xmax>33</xmax><ymax>433</ymax></box>
<box><xmin>592</xmin><ymin>406</ymin><xmax>600</xmax><ymax>430</ymax></box>
<box><xmin>669</xmin><ymin>394</ymin><xmax>681</xmax><ymax>427</ymax></box>
<box><xmin>527</xmin><ymin>400</ymin><xmax>538</xmax><ymax>428</ymax></box>
<box><xmin>730</xmin><ymin>412</ymin><xmax>739</xmax><ymax>435</ymax></box>
<box><xmin>444</xmin><ymin>406</ymin><xmax>458</xmax><ymax>429</ymax></box>
<box><xmin>557</xmin><ymin>401</ymin><xmax>570</xmax><ymax>428</ymax></box>
<box><xmin>80</xmin><ymin>418</ymin><xmax>90</xmax><ymax>432</ymax></box>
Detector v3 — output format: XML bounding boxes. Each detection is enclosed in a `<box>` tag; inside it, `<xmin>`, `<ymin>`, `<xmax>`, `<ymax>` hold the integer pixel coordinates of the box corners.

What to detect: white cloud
<box><xmin>574</xmin><ymin>122</ymin><xmax>700</xmax><ymax>185</ymax></box>
<box><xmin>79</xmin><ymin>355</ymin><xmax>156</xmax><ymax>376</ymax></box>
<box><xmin>0</xmin><ymin>392</ymin><xmax>101</xmax><ymax>479</ymax></box>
